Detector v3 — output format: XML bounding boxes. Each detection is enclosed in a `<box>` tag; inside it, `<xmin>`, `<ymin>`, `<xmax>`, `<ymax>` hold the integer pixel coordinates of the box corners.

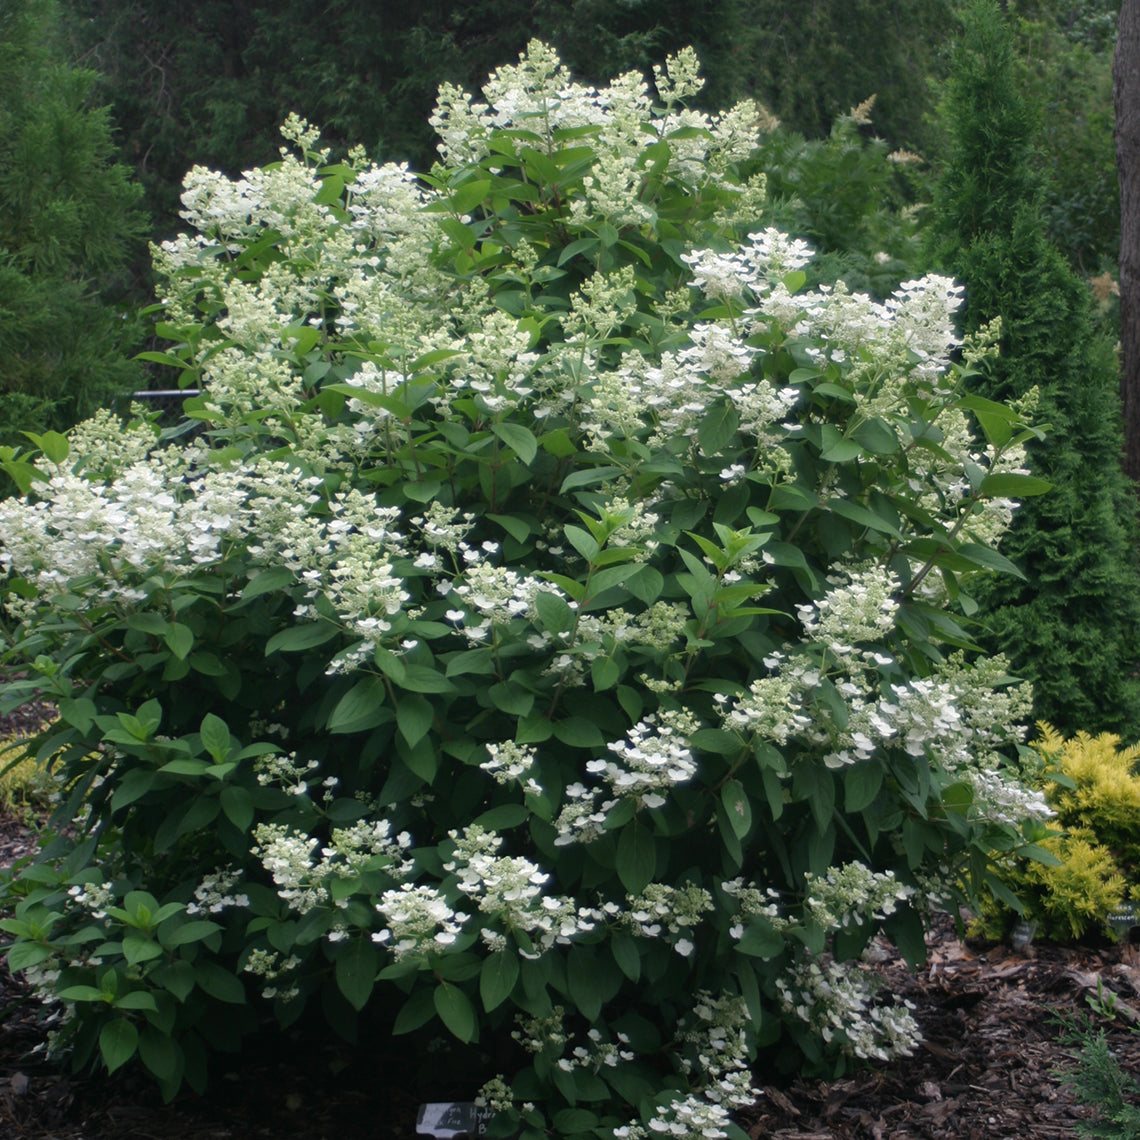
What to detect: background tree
<box><xmin>64</xmin><ymin>0</ymin><xmax>746</xmax><ymax>240</ymax></box>
<box><xmin>734</xmin><ymin>0</ymin><xmax>954</xmax><ymax>153</ymax></box>
<box><xmin>0</xmin><ymin>0</ymin><xmax>147</xmax><ymax>453</ymax></box>
<box><xmin>1115</xmin><ymin>0</ymin><xmax>1140</xmax><ymax>482</ymax></box>
<box><xmin>934</xmin><ymin>0</ymin><xmax>1140</xmax><ymax>737</ymax></box>
<box><xmin>1007</xmin><ymin>0</ymin><xmax>1121</xmax><ymax>272</ymax></box>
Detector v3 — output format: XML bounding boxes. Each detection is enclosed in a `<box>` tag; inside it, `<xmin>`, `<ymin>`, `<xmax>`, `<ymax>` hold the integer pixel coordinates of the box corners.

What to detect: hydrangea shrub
<box><xmin>0</xmin><ymin>43</ymin><xmax>1053</xmax><ymax>1139</ymax></box>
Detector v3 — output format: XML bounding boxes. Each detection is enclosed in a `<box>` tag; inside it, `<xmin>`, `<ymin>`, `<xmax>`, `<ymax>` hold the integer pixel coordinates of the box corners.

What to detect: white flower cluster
<box><xmin>255</xmin><ymin>751</ymin><xmax>320</xmax><ymax>796</ymax></box>
<box><xmin>252</xmin><ymin>815</ymin><xmax>414</xmax><ymax>917</ymax></box>
<box><xmin>243</xmin><ymin>947</ymin><xmax>301</xmax><ymax>1002</ymax></box>
<box><xmin>186</xmin><ymin>866</ymin><xmax>250</xmax><ymax>915</ymax></box>
<box><xmin>682</xmin><ymin>227</ymin><xmax>813</xmax><ymax>300</ymax></box>
<box><xmin>624</xmin><ymin>883</ymin><xmax>714</xmax><ymax>957</ymax></box>
<box><xmin>588</xmin><ymin>716</ymin><xmax>698</xmax><ymax>809</ymax></box>
<box><xmin>251</xmin><ymin>823</ymin><xmax>326</xmax><ymax>915</ymax></box>
<box><xmin>444</xmin><ymin>826</ymin><xmax>597</xmax><ymax>952</ymax></box>
<box><xmin>618</xmin><ymin>991</ymin><xmax>759</xmax><ymax>1139</ymax></box>
<box><xmin>803</xmin><ymin>862</ymin><xmax>913</xmax><ymax>930</ymax></box>
<box><xmin>555</xmin><ymin>715</ymin><xmax>698</xmax><ymax>845</ymax></box>
<box><xmin>776</xmin><ymin>957</ymin><xmax>921</xmax><ymax>1062</ymax></box>
<box><xmin>372</xmin><ymin>883</ymin><xmax>469</xmax><ymax>960</ymax></box>
<box><xmin>796</xmin><ymin>564</ymin><xmax>901</xmax><ymax>658</ymax></box>
<box><xmin>322</xmin><ymin>819</ymin><xmax>413</xmax><ymax>876</ymax></box>
<box><xmin>480</xmin><ymin>741</ymin><xmax>540</xmax><ymax>789</ymax></box>
<box><xmin>720</xmin><ymin>878</ymin><xmax>786</xmax><ymax>938</ymax></box>
<box><xmin>554</xmin><ymin>1026</ymin><xmax>636</xmax><ymax>1074</ymax></box>
<box><xmin>441</xmin><ymin>558</ymin><xmax>568</xmax><ymax>645</ymax></box>
<box><xmin>430</xmin><ymin>41</ymin><xmax>770</xmax><ymax>221</ymax></box>
<box><xmin>66</xmin><ymin>881</ymin><xmax>115</xmax><ymax>921</ymax></box>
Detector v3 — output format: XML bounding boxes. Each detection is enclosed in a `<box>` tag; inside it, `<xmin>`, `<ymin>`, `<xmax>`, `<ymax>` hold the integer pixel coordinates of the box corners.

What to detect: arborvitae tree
<box><xmin>0</xmin><ymin>0</ymin><xmax>147</xmax><ymax>452</ymax></box>
<box><xmin>933</xmin><ymin>0</ymin><xmax>1140</xmax><ymax>738</ymax></box>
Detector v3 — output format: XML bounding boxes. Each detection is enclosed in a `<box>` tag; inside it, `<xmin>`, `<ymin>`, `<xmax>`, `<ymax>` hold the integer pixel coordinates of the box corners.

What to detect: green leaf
<box><xmin>393</xmin><ymin>987</ymin><xmax>436</xmax><ymax>1035</ymax></box>
<box><xmin>445</xmin><ymin>648</ymin><xmax>496</xmax><ymax>677</ymax></box>
<box><xmin>553</xmin><ymin>1109</ymin><xmax>600</xmax><ymax>1135</ymax></box>
<box><xmin>566</xmin><ymin>949</ymin><xmax>603</xmax><ymax>1021</ymax></box>
<box><xmin>472</xmin><ymin>804</ymin><xmax>529</xmax><ymax>831</ymax></box>
<box><xmin>491</xmin><ymin>422</ymin><xmax>538</xmax><ymax>465</ymax></box>
<box><xmin>819</xmin><ymin>425</ymin><xmax>863</xmax><ymax>462</ymax></box>
<box><xmin>553</xmin><ymin>717</ymin><xmax>604</xmax><ymax>748</ymax></box>
<box><xmin>720</xmin><ymin>779</ymin><xmax>752</xmax><ymax>840</ymax></box>
<box><xmin>265</xmin><ymin>623</ymin><xmax>340</xmax><ymax>654</ymax></box>
<box><xmin>735</xmin><ymin>918</ymin><xmax>784</xmax><ymax>959</ymax></box>
<box><xmin>827</xmin><ymin>498</ymin><xmax>902</xmax><ymax>539</ymax></box>
<box><xmin>434</xmin><ymin>982</ymin><xmax>477</xmax><ymax>1043</ymax></box>
<box><xmin>24</xmin><ymin>430</ymin><xmax>70</xmax><ymax>465</ymax></box>
<box><xmin>8</xmin><ymin>942</ymin><xmax>55</xmax><ymax>971</ymax></box>
<box><xmin>487</xmin><ymin>513</ymin><xmax>532</xmax><ymax>544</ymax></box>
<box><xmin>535</xmin><ymin>590</ymin><xmax>575</xmax><ymax>636</ymax></box>
<box><xmin>956</xmin><ymin>543</ymin><xmax>1026</xmax><ymax>579</ymax></box>
<box><xmin>564</xmin><ymin>524</ymin><xmax>600</xmax><ymax>561</ymax></box>
<box><xmin>111</xmin><ymin>768</ymin><xmax>157</xmax><ymax>812</ymax></box>
<box><xmin>616</xmin><ymin>822</ymin><xmax>656</xmax><ymax>895</ymax></box>
<box><xmin>625</xmin><ymin>566</ymin><xmax>664</xmax><ymax>605</ymax></box>
<box><xmin>125</xmin><ymin>612</ymin><xmax>169</xmax><ymax>635</ymax></box>
<box><xmin>977</xmin><ymin>472</ymin><xmax>1052</xmax><ymax>498</ymax></box>
<box><xmin>610</xmin><ymin>929</ymin><xmax>641</xmax><ymax>982</ymax></box>
<box><xmin>336</xmin><ymin>941</ymin><xmax>379</xmax><ymax>1011</ymax></box>
<box><xmin>99</xmin><ymin>1019</ymin><xmax>139</xmax><ymax>1075</ymax></box>
<box><xmin>163</xmin><ymin>623</ymin><xmax>195</xmax><ymax>661</ymax></box>
<box><xmin>123</xmin><ymin>932</ymin><xmax>164</xmax><ymax>965</ymax></box>
<box><xmin>138</xmin><ymin>1027</ymin><xmax>181</xmax><ymax>1082</ymax></box>
<box><xmin>689</xmin><ymin>729</ymin><xmax>743</xmax><ymax>756</ymax></box>
<box><xmin>193</xmin><ymin>960</ymin><xmax>246</xmax><ymax>1004</ymax></box>
<box><xmin>154</xmin><ymin>960</ymin><xmax>195</xmax><ymax>1002</ymax></box>
<box><xmin>241</xmin><ymin>567</ymin><xmax>295</xmax><ymax>599</ymax></box>
<box><xmin>114</xmin><ymin>991</ymin><xmax>159</xmax><ymax>1013</ymax></box>
<box><xmin>697</xmin><ymin>401</ymin><xmax>740</xmax><ymax>455</ymax></box>
<box><xmin>448</xmin><ymin>179</ymin><xmax>491</xmax><ymax>215</ymax></box>
<box><xmin>58</xmin><ymin>696</ymin><xmax>96</xmax><ymax>734</ymax></box>
<box><xmin>488</xmin><ymin>682</ymin><xmax>534</xmax><ymax>717</ymax></box>
<box><xmin>398</xmin><ymin>665</ymin><xmax>457</xmax><ymax>694</ymax></box>
<box><xmin>397</xmin><ymin>694</ymin><xmax>435</xmax><ymax>747</ymax></box>
<box><xmin>159</xmin><ymin>759</ymin><xmax>211</xmax><ymax>777</ymax></box>
<box><xmin>57</xmin><ymin>985</ymin><xmax>108</xmax><ymax>1002</ymax></box>
<box><xmin>844</xmin><ymin>764</ymin><xmax>882</xmax><ymax>812</ymax></box>
<box><xmin>199</xmin><ymin>714</ymin><xmax>231</xmax><ymax>762</ymax></box>
<box><xmin>219</xmin><ymin>785</ymin><xmax>255</xmax><ymax>832</ymax></box>
<box><xmin>479</xmin><ymin>948</ymin><xmax>519</xmax><ymax>1012</ymax></box>
<box><xmin>159</xmin><ymin>920</ymin><xmax>224</xmax><ymax>950</ymax></box>
<box><xmin>851</xmin><ymin>417</ymin><xmax>898</xmax><ymax>454</ymax></box>
<box><xmin>328</xmin><ymin>676</ymin><xmax>390</xmax><ymax>735</ymax></box>
<box><xmin>884</xmin><ymin>905</ymin><xmax>926</xmax><ymax>970</ymax></box>
<box><xmin>560</xmin><ymin>465</ymin><xmax>622</xmax><ymax>493</ymax></box>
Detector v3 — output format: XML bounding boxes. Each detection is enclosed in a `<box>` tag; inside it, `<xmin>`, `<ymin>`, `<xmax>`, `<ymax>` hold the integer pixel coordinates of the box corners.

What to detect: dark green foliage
<box><xmin>0</xmin><ymin>0</ymin><xmax>147</xmax><ymax>452</ymax></box>
<box><xmin>932</xmin><ymin>1</ymin><xmax>1140</xmax><ymax>738</ymax></box>
<box><xmin>733</xmin><ymin>0</ymin><xmax>954</xmax><ymax>151</ymax></box>
<box><xmin>65</xmin><ymin>0</ymin><xmax>745</xmax><ymax>238</ymax></box>
<box><xmin>750</xmin><ymin>108</ymin><xmax>928</xmax><ymax>298</ymax></box>
<box><xmin>1006</xmin><ymin>0</ymin><xmax>1120</xmax><ymax>271</ymax></box>
<box><xmin>1055</xmin><ymin>1013</ymin><xmax>1140</xmax><ymax>1140</ymax></box>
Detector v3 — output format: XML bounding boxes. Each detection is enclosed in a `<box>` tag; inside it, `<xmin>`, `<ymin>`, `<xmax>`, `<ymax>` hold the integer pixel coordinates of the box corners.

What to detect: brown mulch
<box><xmin>0</xmin><ymin>701</ymin><xmax>1135</xmax><ymax>1137</ymax></box>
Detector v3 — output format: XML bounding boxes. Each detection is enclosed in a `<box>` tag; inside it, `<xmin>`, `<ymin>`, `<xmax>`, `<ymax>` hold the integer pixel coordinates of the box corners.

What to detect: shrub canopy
<box><xmin>0</xmin><ymin>43</ymin><xmax>1052</xmax><ymax>1138</ymax></box>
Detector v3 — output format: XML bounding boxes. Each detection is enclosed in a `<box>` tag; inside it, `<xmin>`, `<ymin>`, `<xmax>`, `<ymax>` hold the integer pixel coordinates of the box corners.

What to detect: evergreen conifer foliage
<box><xmin>0</xmin><ymin>0</ymin><xmax>147</xmax><ymax>453</ymax></box>
<box><xmin>934</xmin><ymin>1</ymin><xmax>1140</xmax><ymax>739</ymax></box>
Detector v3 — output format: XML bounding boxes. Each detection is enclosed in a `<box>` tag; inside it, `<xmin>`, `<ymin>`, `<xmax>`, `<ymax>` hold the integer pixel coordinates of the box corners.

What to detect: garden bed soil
<box><xmin>1</xmin><ymin>811</ymin><xmax>1136</xmax><ymax>1140</ymax></box>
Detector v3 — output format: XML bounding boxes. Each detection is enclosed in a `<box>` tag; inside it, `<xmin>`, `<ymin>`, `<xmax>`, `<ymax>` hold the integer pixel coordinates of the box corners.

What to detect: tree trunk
<box><xmin>1115</xmin><ymin>0</ymin><xmax>1140</xmax><ymax>483</ymax></box>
